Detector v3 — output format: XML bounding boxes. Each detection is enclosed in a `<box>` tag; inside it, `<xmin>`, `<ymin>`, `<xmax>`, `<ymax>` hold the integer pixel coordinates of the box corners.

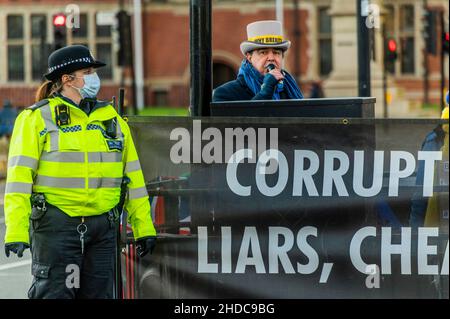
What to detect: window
<box><xmin>31</xmin><ymin>45</ymin><xmax>47</xmax><ymax>81</ymax></box>
<box><xmin>3</xmin><ymin>11</ymin><xmax>117</xmax><ymax>83</ymax></box>
<box><xmin>318</xmin><ymin>7</ymin><xmax>332</xmax><ymax>76</ymax></box>
<box><xmin>31</xmin><ymin>14</ymin><xmax>46</xmax><ymax>39</ymax></box>
<box><xmin>72</xmin><ymin>13</ymin><xmax>88</xmax><ymax>39</ymax></box>
<box><xmin>8</xmin><ymin>46</ymin><xmax>24</xmax><ymax>81</ymax></box>
<box><xmin>384</xmin><ymin>5</ymin><xmax>395</xmax><ymax>36</ymax></box>
<box><xmin>400</xmin><ymin>5</ymin><xmax>415</xmax><ymax>33</ymax></box>
<box><xmin>400</xmin><ymin>37</ymin><xmax>415</xmax><ymax>74</ymax></box>
<box><xmin>96</xmin><ymin>22</ymin><xmax>111</xmax><ymax>38</ymax></box>
<box><xmin>96</xmin><ymin>43</ymin><xmax>113</xmax><ymax>79</ymax></box>
<box><xmin>399</xmin><ymin>5</ymin><xmax>415</xmax><ymax>74</ymax></box>
<box><xmin>7</xmin><ymin>15</ymin><xmax>23</xmax><ymax>39</ymax></box>
<box><xmin>71</xmin><ymin>14</ymin><xmax>88</xmax><ymax>47</ymax></box>
<box><xmin>7</xmin><ymin>15</ymin><xmax>24</xmax><ymax>81</ymax></box>
<box><xmin>95</xmin><ymin>13</ymin><xmax>113</xmax><ymax>80</ymax></box>
<box><xmin>31</xmin><ymin>15</ymin><xmax>48</xmax><ymax>81</ymax></box>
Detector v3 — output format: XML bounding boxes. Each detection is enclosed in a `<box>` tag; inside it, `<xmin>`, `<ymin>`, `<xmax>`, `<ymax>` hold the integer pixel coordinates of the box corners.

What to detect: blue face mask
<box><xmin>71</xmin><ymin>73</ymin><xmax>101</xmax><ymax>99</ymax></box>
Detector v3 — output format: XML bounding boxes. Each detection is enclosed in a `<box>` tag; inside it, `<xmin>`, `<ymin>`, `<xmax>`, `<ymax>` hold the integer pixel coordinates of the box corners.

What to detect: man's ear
<box><xmin>245</xmin><ymin>52</ymin><xmax>252</xmax><ymax>63</ymax></box>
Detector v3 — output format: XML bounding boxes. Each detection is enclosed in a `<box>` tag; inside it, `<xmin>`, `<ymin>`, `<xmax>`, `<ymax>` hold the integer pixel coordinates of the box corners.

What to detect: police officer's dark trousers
<box><xmin>28</xmin><ymin>203</ymin><xmax>116</xmax><ymax>299</ymax></box>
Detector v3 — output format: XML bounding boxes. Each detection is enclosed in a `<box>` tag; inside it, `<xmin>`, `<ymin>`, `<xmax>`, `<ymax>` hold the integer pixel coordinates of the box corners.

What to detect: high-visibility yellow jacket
<box><xmin>4</xmin><ymin>96</ymin><xmax>156</xmax><ymax>244</ymax></box>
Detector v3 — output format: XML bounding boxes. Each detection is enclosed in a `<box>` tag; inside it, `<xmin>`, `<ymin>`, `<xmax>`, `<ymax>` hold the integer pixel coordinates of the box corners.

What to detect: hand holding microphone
<box><xmin>266</xmin><ymin>63</ymin><xmax>284</xmax><ymax>84</ymax></box>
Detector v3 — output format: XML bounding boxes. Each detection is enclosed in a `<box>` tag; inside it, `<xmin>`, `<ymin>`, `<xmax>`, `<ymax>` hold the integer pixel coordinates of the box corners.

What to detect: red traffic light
<box><xmin>388</xmin><ymin>39</ymin><xmax>397</xmax><ymax>52</ymax></box>
<box><xmin>384</xmin><ymin>38</ymin><xmax>398</xmax><ymax>66</ymax></box>
<box><xmin>53</xmin><ymin>14</ymin><xmax>66</xmax><ymax>27</ymax></box>
<box><xmin>444</xmin><ymin>32</ymin><xmax>449</xmax><ymax>54</ymax></box>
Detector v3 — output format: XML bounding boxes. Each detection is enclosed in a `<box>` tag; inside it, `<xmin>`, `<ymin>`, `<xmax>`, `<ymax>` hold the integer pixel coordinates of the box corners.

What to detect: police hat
<box><xmin>44</xmin><ymin>45</ymin><xmax>106</xmax><ymax>81</ymax></box>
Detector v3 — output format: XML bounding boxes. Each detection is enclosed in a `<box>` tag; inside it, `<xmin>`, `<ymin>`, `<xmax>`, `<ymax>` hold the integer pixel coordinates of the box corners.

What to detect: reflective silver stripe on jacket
<box><xmin>5</xmin><ymin>182</ymin><xmax>33</xmax><ymax>194</ymax></box>
<box><xmin>88</xmin><ymin>177</ymin><xmax>122</xmax><ymax>188</ymax></box>
<box><xmin>41</xmin><ymin>151</ymin><xmax>84</xmax><ymax>163</ymax></box>
<box><xmin>35</xmin><ymin>175</ymin><xmax>85</xmax><ymax>188</ymax></box>
<box><xmin>40</xmin><ymin>105</ymin><xmax>59</xmax><ymax>151</ymax></box>
<box><xmin>8</xmin><ymin>156</ymin><xmax>38</xmax><ymax>171</ymax></box>
<box><xmin>40</xmin><ymin>151</ymin><xmax>122</xmax><ymax>163</ymax></box>
<box><xmin>124</xmin><ymin>160</ymin><xmax>141</xmax><ymax>173</ymax></box>
<box><xmin>88</xmin><ymin>152</ymin><xmax>122</xmax><ymax>163</ymax></box>
<box><xmin>128</xmin><ymin>186</ymin><xmax>148</xmax><ymax>199</ymax></box>
<box><xmin>35</xmin><ymin>175</ymin><xmax>123</xmax><ymax>189</ymax></box>
<box><xmin>116</xmin><ymin>120</ymin><xmax>123</xmax><ymax>138</ymax></box>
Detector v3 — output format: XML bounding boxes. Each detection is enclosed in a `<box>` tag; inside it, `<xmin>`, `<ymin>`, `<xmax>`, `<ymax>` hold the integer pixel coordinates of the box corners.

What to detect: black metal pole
<box><xmin>383</xmin><ymin>69</ymin><xmax>388</xmax><ymax>118</ymax></box>
<box><xmin>423</xmin><ymin>0</ymin><xmax>430</xmax><ymax>105</ymax></box>
<box><xmin>382</xmin><ymin>23</ymin><xmax>388</xmax><ymax>118</ymax></box>
<box><xmin>40</xmin><ymin>17</ymin><xmax>48</xmax><ymax>82</ymax></box>
<box><xmin>357</xmin><ymin>0</ymin><xmax>371</xmax><ymax>97</ymax></box>
<box><xmin>189</xmin><ymin>0</ymin><xmax>212</xmax><ymax>116</ymax></box>
<box><xmin>440</xmin><ymin>10</ymin><xmax>445</xmax><ymax>111</ymax></box>
<box><xmin>118</xmin><ymin>88</ymin><xmax>125</xmax><ymax>116</ymax></box>
<box><xmin>293</xmin><ymin>0</ymin><xmax>301</xmax><ymax>82</ymax></box>
<box><xmin>129</xmin><ymin>26</ymin><xmax>137</xmax><ymax>116</ymax></box>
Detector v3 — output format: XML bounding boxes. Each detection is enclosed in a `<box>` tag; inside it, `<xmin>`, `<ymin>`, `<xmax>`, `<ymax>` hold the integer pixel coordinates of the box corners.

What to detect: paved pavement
<box><xmin>0</xmin><ymin>179</ymin><xmax>32</xmax><ymax>299</ymax></box>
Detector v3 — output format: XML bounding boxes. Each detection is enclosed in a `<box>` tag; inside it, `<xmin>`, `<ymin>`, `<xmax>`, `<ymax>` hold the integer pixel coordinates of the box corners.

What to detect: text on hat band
<box><xmin>248</xmin><ymin>35</ymin><xmax>284</xmax><ymax>44</ymax></box>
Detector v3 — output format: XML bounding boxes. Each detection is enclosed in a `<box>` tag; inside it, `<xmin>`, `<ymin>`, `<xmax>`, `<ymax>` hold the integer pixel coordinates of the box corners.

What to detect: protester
<box><xmin>213</xmin><ymin>20</ymin><xmax>303</xmax><ymax>102</ymax></box>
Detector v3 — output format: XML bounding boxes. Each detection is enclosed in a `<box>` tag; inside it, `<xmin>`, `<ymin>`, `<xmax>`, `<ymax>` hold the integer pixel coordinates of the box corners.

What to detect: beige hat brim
<box><xmin>240</xmin><ymin>40</ymin><xmax>291</xmax><ymax>56</ymax></box>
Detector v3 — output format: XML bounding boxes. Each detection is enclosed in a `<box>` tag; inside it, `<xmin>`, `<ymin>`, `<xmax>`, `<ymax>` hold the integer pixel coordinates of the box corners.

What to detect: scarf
<box><xmin>237</xmin><ymin>59</ymin><xmax>303</xmax><ymax>100</ymax></box>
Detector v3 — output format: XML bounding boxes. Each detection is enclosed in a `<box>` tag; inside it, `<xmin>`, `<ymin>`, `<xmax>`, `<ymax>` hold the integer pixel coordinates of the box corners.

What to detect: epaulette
<box><xmin>27</xmin><ymin>99</ymin><xmax>49</xmax><ymax>111</ymax></box>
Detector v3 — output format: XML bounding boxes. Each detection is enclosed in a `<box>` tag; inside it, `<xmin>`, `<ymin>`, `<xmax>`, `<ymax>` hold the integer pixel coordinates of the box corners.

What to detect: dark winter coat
<box><xmin>212</xmin><ymin>74</ymin><xmax>287</xmax><ymax>102</ymax></box>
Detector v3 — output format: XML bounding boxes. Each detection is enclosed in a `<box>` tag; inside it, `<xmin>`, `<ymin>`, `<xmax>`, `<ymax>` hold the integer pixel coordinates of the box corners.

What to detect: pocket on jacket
<box><xmin>45</xmin><ymin>125</ymin><xmax>82</xmax><ymax>152</ymax></box>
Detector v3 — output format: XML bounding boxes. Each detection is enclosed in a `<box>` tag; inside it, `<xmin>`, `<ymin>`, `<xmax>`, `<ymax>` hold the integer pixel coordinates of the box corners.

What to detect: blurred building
<box><xmin>0</xmin><ymin>0</ymin><xmax>448</xmax><ymax>117</ymax></box>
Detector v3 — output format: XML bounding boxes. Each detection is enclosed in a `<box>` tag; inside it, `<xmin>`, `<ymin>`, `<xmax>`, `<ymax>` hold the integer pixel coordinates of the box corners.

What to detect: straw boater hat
<box><xmin>240</xmin><ymin>20</ymin><xmax>291</xmax><ymax>56</ymax></box>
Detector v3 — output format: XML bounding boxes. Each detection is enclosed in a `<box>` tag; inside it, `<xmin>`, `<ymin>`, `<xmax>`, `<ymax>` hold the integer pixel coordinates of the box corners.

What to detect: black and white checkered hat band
<box><xmin>48</xmin><ymin>56</ymin><xmax>94</xmax><ymax>73</ymax></box>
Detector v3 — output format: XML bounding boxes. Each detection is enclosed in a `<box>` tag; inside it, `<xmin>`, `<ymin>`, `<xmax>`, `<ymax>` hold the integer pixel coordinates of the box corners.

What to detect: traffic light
<box><xmin>443</xmin><ymin>31</ymin><xmax>449</xmax><ymax>54</ymax></box>
<box><xmin>116</xmin><ymin>10</ymin><xmax>132</xmax><ymax>66</ymax></box>
<box><xmin>384</xmin><ymin>38</ymin><xmax>397</xmax><ymax>73</ymax></box>
<box><xmin>423</xmin><ymin>10</ymin><xmax>437</xmax><ymax>55</ymax></box>
<box><xmin>386</xmin><ymin>39</ymin><xmax>398</xmax><ymax>60</ymax></box>
<box><xmin>53</xmin><ymin>14</ymin><xmax>67</xmax><ymax>51</ymax></box>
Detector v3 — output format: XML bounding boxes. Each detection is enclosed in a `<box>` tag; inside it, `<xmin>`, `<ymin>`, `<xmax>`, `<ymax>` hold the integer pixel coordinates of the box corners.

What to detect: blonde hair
<box><xmin>35</xmin><ymin>79</ymin><xmax>64</xmax><ymax>102</ymax></box>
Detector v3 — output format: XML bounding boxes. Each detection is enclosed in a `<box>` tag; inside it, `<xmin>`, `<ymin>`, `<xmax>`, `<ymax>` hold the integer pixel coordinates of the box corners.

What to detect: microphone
<box><xmin>266</xmin><ymin>63</ymin><xmax>283</xmax><ymax>85</ymax></box>
<box><xmin>266</xmin><ymin>63</ymin><xmax>276</xmax><ymax>72</ymax></box>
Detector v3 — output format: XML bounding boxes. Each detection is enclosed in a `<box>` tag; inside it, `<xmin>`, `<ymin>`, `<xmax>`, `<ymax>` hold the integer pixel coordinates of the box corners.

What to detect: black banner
<box><xmin>125</xmin><ymin>117</ymin><xmax>448</xmax><ymax>299</ymax></box>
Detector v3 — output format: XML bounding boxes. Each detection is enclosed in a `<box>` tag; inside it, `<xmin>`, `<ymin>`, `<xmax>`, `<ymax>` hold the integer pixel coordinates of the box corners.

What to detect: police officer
<box><xmin>4</xmin><ymin>45</ymin><xmax>157</xmax><ymax>299</ymax></box>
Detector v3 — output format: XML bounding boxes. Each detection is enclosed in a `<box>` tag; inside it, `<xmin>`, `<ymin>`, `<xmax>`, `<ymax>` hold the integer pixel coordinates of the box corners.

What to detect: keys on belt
<box><xmin>77</xmin><ymin>217</ymin><xmax>87</xmax><ymax>255</ymax></box>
